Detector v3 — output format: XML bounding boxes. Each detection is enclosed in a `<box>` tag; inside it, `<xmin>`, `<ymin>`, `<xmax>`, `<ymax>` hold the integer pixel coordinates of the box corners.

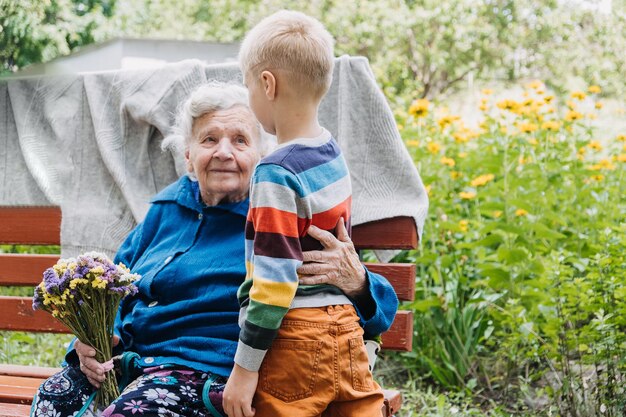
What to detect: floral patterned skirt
<box><xmin>31</xmin><ymin>353</ymin><xmax>227</xmax><ymax>417</ymax></box>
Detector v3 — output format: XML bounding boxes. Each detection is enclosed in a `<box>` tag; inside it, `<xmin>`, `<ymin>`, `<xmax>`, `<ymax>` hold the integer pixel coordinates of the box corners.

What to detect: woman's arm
<box><xmin>297</xmin><ymin>220</ymin><xmax>399</xmax><ymax>337</ymax></box>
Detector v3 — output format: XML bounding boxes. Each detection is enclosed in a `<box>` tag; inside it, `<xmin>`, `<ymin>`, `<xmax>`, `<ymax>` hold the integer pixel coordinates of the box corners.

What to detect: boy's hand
<box><xmin>223</xmin><ymin>364</ymin><xmax>258</xmax><ymax>417</ymax></box>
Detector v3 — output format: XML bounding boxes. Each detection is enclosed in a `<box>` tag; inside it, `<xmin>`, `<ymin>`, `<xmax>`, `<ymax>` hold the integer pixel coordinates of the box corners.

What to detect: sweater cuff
<box><xmin>234</xmin><ymin>342</ymin><xmax>266</xmax><ymax>372</ymax></box>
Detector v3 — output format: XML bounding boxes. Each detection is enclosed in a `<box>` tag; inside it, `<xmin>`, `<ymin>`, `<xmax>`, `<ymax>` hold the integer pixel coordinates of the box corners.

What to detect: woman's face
<box><xmin>185</xmin><ymin>106</ymin><xmax>261</xmax><ymax>205</ymax></box>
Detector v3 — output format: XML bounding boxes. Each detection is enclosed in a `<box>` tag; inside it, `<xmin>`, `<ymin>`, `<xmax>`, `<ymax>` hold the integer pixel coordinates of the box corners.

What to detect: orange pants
<box><xmin>253</xmin><ymin>305</ymin><xmax>384</xmax><ymax>417</ymax></box>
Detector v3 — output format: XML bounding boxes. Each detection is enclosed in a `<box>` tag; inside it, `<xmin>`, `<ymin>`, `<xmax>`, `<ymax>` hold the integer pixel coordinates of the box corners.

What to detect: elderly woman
<box><xmin>31</xmin><ymin>82</ymin><xmax>398</xmax><ymax>417</ymax></box>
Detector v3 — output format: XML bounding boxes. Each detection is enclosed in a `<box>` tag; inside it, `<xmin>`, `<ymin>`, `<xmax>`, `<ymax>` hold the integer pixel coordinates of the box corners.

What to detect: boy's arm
<box><xmin>234</xmin><ymin>164</ymin><xmax>304</xmax><ymax>372</ymax></box>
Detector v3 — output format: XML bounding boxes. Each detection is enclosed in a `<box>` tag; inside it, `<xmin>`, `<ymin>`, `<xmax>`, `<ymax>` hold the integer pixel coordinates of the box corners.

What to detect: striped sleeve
<box><xmin>234</xmin><ymin>163</ymin><xmax>306</xmax><ymax>371</ymax></box>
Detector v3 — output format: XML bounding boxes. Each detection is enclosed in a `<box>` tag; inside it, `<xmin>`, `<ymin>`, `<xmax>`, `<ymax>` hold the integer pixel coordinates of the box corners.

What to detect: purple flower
<box><xmin>43</xmin><ymin>268</ymin><xmax>66</xmax><ymax>295</ymax></box>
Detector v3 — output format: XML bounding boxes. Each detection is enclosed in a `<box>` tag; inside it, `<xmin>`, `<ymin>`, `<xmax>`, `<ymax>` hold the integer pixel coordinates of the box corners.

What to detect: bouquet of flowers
<box><xmin>33</xmin><ymin>252</ymin><xmax>139</xmax><ymax>409</ymax></box>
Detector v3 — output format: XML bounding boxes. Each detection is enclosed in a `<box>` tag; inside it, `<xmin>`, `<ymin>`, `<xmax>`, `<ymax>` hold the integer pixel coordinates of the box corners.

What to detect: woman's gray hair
<box><xmin>162</xmin><ymin>81</ymin><xmax>269</xmax><ymax>152</ymax></box>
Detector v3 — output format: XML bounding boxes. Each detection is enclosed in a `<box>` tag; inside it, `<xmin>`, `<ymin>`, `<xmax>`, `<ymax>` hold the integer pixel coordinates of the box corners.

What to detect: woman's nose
<box><xmin>214</xmin><ymin>139</ymin><xmax>234</xmax><ymax>160</ymax></box>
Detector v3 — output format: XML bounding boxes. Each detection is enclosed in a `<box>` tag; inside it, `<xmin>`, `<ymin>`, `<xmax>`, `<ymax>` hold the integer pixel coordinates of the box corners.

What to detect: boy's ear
<box><xmin>261</xmin><ymin>70</ymin><xmax>276</xmax><ymax>101</ymax></box>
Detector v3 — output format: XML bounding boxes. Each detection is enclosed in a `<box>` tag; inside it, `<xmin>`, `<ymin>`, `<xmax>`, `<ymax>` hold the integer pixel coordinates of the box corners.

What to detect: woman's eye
<box><xmin>236</xmin><ymin>136</ymin><xmax>247</xmax><ymax>144</ymax></box>
<box><xmin>203</xmin><ymin>136</ymin><xmax>216</xmax><ymax>143</ymax></box>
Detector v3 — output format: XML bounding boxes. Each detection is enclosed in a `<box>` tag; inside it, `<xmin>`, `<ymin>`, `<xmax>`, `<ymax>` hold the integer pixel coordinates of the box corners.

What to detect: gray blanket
<box><xmin>0</xmin><ymin>56</ymin><xmax>428</xmax><ymax>257</ymax></box>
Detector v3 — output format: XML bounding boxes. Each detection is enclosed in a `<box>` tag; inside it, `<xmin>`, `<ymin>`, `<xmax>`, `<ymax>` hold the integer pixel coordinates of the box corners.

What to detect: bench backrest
<box><xmin>0</xmin><ymin>206</ymin><xmax>416</xmax><ymax>351</ymax></box>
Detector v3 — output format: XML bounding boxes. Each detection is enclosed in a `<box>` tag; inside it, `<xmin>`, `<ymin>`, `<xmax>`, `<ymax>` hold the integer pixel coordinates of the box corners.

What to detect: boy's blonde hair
<box><xmin>239</xmin><ymin>10</ymin><xmax>335</xmax><ymax>98</ymax></box>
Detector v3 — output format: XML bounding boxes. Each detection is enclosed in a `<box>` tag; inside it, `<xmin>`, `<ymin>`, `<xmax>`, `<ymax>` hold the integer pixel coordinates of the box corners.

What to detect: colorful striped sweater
<box><xmin>234</xmin><ymin>129</ymin><xmax>353</xmax><ymax>371</ymax></box>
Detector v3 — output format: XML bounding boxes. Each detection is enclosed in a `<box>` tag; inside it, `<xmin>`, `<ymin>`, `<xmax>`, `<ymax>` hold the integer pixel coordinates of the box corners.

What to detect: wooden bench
<box><xmin>0</xmin><ymin>206</ymin><xmax>416</xmax><ymax>417</ymax></box>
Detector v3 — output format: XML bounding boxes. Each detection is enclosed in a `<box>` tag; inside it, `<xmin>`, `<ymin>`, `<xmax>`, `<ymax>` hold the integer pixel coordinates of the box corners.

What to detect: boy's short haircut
<box><xmin>239</xmin><ymin>10</ymin><xmax>335</xmax><ymax>98</ymax></box>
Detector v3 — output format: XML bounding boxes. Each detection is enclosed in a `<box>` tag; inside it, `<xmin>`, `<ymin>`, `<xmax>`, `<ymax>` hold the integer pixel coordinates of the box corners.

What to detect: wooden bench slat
<box><xmin>353</xmin><ymin>216</ymin><xmax>418</xmax><ymax>250</ymax></box>
<box><xmin>0</xmin><ymin>365</ymin><xmax>60</xmax><ymax>380</ymax></box>
<box><xmin>0</xmin><ymin>255</ymin><xmax>59</xmax><ymax>286</ymax></box>
<box><xmin>0</xmin><ymin>207</ymin><xmax>61</xmax><ymax>245</ymax></box>
<box><xmin>381</xmin><ymin>310</ymin><xmax>413</xmax><ymax>351</ymax></box>
<box><xmin>383</xmin><ymin>389</ymin><xmax>402</xmax><ymax>416</ymax></box>
<box><xmin>364</xmin><ymin>263</ymin><xmax>415</xmax><ymax>301</ymax></box>
<box><xmin>0</xmin><ymin>297</ymin><xmax>70</xmax><ymax>333</ymax></box>
<box><xmin>0</xmin><ymin>403</ymin><xmax>32</xmax><ymax>417</ymax></box>
<box><xmin>0</xmin><ymin>375</ymin><xmax>45</xmax><ymax>404</ymax></box>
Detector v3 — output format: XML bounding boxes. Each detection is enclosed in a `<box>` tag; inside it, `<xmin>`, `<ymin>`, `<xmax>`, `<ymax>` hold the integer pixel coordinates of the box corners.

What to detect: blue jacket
<box><xmin>111</xmin><ymin>175</ymin><xmax>398</xmax><ymax>377</ymax></box>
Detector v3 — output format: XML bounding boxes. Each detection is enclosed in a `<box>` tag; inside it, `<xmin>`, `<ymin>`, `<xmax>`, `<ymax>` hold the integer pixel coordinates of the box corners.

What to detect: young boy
<box><xmin>222</xmin><ymin>10</ymin><xmax>385</xmax><ymax>417</ymax></box>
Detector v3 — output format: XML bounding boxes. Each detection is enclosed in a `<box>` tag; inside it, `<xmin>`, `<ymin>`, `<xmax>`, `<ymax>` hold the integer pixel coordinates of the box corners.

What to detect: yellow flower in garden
<box><xmin>440</xmin><ymin>156</ymin><xmax>456</xmax><ymax>167</ymax></box>
<box><xmin>527</xmin><ymin>138</ymin><xmax>538</xmax><ymax>146</ymax></box>
<box><xmin>497</xmin><ymin>99</ymin><xmax>520</xmax><ymax>112</ymax></box>
<box><xmin>450</xmin><ymin>171</ymin><xmax>463</xmax><ymax>179</ymax></box>
<box><xmin>493</xmin><ymin>210</ymin><xmax>503</xmax><ymax>218</ymax></box>
<box><xmin>598</xmin><ymin>159</ymin><xmax>616</xmax><ymax>170</ymax></box>
<box><xmin>458</xmin><ymin>152</ymin><xmax>468</xmax><ymax>159</ymax></box>
<box><xmin>536</xmin><ymin>89</ymin><xmax>545</xmax><ymax>95</ymax></box>
<box><xmin>595</xmin><ymin>102</ymin><xmax>603</xmax><ymax>110</ymax></box>
<box><xmin>587</xmin><ymin>141</ymin><xmax>603</xmax><ymax>151</ymax></box>
<box><xmin>437</xmin><ymin>115</ymin><xmax>461</xmax><ymax>129</ymax></box>
<box><xmin>587</xmin><ymin>113</ymin><xmax>597</xmax><ymax>120</ymax></box>
<box><xmin>544</xmin><ymin>95</ymin><xmax>554</xmax><ymax>104</ymax></box>
<box><xmin>406</xmin><ymin>139</ymin><xmax>420</xmax><ymax>147</ymax></box>
<box><xmin>617</xmin><ymin>134</ymin><xmax>626</xmax><ymax>142</ymax></box>
<box><xmin>470</xmin><ymin>174</ymin><xmax>495</xmax><ymax>187</ymax></box>
<box><xmin>500</xmin><ymin>126</ymin><xmax>509</xmax><ymax>135</ymax></box>
<box><xmin>517</xmin><ymin>122</ymin><xmax>538</xmax><ymax>134</ymax></box>
<box><xmin>545</xmin><ymin>106</ymin><xmax>555</xmax><ymax>114</ymax></box>
<box><xmin>479</xmin><ymin>102</ymin><xmax>489</xmax><ymax>111</ymax></box>
<box><xmin>526</xmin><ymin>80</ymin><xmax>543</xmax><ymax>90</ymax></box>
<box><xmin>519</xmin><ymin>156</ymin><xmax>532</xmax><ymax>165</ymax></box>
<box><xmin>452</xmin><ymin>132</ymin><xmax>468</xmax><ymax>143</ymax></box>
<box><xmin>541</xmin><ymin>121</ymin><xmax>561</xmax><ymax>131</ymax></box>
<box><xmin>459</xmin><ymin>220</ymin><xmax>469</xmax><ymax>232</ymax></box>
<box><xmin>515</xmin><ymin>209</ymin><xmax>528</xmax><ymax>217</ymax></box>
<box><xmin>617</xmin><ymin>154</ymin><xmax>626</xmax><ymax>162</ymax></box>
<box><xmin>427</xmin><ymin>142</ymin><xmax>441</xmax><ymax>154</ymax></box>
<box><xmin>566</xmin><ymin>100</ymin><xmax>577</xmax><ymax>110</ymax></box>
<box><xmin>409</xmin><ymin>98</ymin><xmax>430</xmax><ymax>118</ymax></box>
<box><xmin>588</xmin><ymin>85</ymin><xmax>601</xmax><ymax>94</ymax></box>
<box><xmin>459</xmin><ymin>191</ymin><xmax>476</xmax><ymax>200</ymax></box>
<box><xmin>481</xmin><ymin>88</ymin><xmax>494</xmax><ymax>95</ymax></box>
<box><xmin>571</xmin><ymin>91</ymin><xmax>586</xmax><ymax>100</ymax></box>
<box><xmin>397</xmin><ymin>124</ymin><xmax>404</xmax><ymax>131</ymax></box>
<box><xmin>591</xmin><ymin>174</ymin><xmax>604</xmax><ymax>181</ymax></box>
<box><xmin>565</xmin><ymin>110</ymin><xmax>583</xmax><ymax>121</ymax></box>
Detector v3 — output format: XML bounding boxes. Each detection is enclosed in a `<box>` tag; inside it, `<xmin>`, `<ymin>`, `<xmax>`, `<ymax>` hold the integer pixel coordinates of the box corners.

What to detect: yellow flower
<box><xmin>497</xmin><ymin>99</ymin><xmax>519</xmax><ymax>112</ymax></box>
<box><xmin>459</xmin><ymin>220</ymin><xmax>469</xmax><ymax>232</ymax></box>
<box><xmin>440</xmin><ymin>156</ymin><xmax>456</xmax><ymax>167</ymax></box>
<box><xmin>427</xmin><ymin>142</ymin><xmax>441</xmax><ymax>154</ymax></box>
<box><xmin>617</xmin><ymin>134</ymin><xmax>626</xmax><ymax>142</ymax></box>
<box><xmin>536</xmin><ymin>89</ymin><xmax>545</xmax><ymax>95</ymax></box>
<box><xmin>450</xmin><ymin>170</ymin><xmax>463</xmax><ymax>179</ymax></box>
<box><xmin>565</xmin><ymin>110</ymin><xmax>583</xmax><ymax>121</ymax></box>
<box><xmin>527</xmin><ymin>138</ymin><xmax>538</xmax><ymax>146</ymax></box>
<box><xmin>587</xmin><ymin>141</ymin><xmax>603</xmax><ymax>151</ymax></box>
<box><xmin>617</xmin><ymin>154</ymin><xmax>626</xmax><ymax>162</ymax></box>
<box><xmin>566</xmin><ymin>100</ymin><xmax>577</xmax><ymax>109</ymax></box>
<box><xmin>437</xmin><ymin>115</ymin><xmax>461</xmax><ymax>129</ymax></box>
<box><xmin>587</xmin><ymin>113</ymin><xmax>597</xmax><ymax>120</ymax></box>
<box><xmin>409</xmin><ymin>98</ymin><xmax>430</xmax><ymax>118</ymax></box>
<box><xmin>571</xmin><ymin>91</ymin><xmax>586</xmax><ymax>100</ymax></box>
<box><xmin>493</xmin><ymin>210</ymin><xmax>503</xmax><ymax>218</ymax></box>
<box><xmin>397</xmin><ymin>124</ymin><xmax>404</xmax><ymax>131</ymax></box>
<box><xmin>595</xmin><ymin>102</ymin><xmax>603</xmax><ymax>109</ymax></box>
<box><xmin>500</xmin><ymin>126</ymin><xmax>509</xmax><ymax>135</ymax></box>
<box><xmin>588</xmin><ymin>85</ymin><xmax>601</xmax><ymax>94</ymax></box>
<box><xmin>479</xmin><ymin>103</ymin><xmax>488</xmax><ymax>111</ymax></box>
<box><xmin>515</xmin><ymin>208</ymin><xmax>528</xmax><ymax>217</ymax></box>
<box><xmin>541</xmin><ymin>121</ymin><xmax>561</xmax><ymax>131</ymax></box>
<box><xmin>598</xmin><ymin>159</ymin><xmax>616</xmax><ymax>170</ymax></box>
<box><xmin>458</xmin><ymin>152</ymin><xmax>468</xmax><ymax>159</ymax></box>
<box><xmin>470</xmin><ymin>174</ymin><xmax>495</xmax><ymax>187</ymax></box>
<box><xmin>518</xmin><ymin>156</ymin><xmax>531</xmax><ymax>165</ymax></box>
<box><xmin>526</xmin><ymin>80</ymin><xmax>543</xmax><ymax>90</ymax></box>
<box><xmin>406</xmin><ymin>139</ymin><xmax>420</xmax><ymax>147</ymax></box>
<box><xmin>453</xmin><ymin>132</ymin><xmax>469</xmax><ymax>143</ymax></box>
<box><xmin>590</xmin><ymin>174</ymin><xmax>604</xmax><ymax>181</ymax></box>
<box><xmin>545</xmin><ymin>106</ymin><xmax>555</xmax><ymax>114</ymax></box>
<box><xmin>481</xmin><ymin>88</ymin><xmax>494</xmax><ymax>95</ymax></box>
<box><xmin>459</xmin><ymin>191</ymin><xmax>476</xmax><ymax>200</ymax></box>
<box><xmin>544</xmin><ymin>95</ymin><xmax>554</xmax><ymax>104</ymax></box>
<box><xmin>517</xmin><ymin>122</ymin><xmax>538</xmax><ymax>134</ymax></box>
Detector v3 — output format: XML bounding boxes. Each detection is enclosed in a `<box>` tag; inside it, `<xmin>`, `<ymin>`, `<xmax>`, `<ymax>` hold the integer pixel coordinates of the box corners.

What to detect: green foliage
<box><xmin>394</xmin><ymin>83</ymin><xmax>626</xmax><ymax>413</ymax></box>
<box><xmin>0</xmin><ymin>0</ymin><xmax>111</xmax><ymax>74</ymax></box>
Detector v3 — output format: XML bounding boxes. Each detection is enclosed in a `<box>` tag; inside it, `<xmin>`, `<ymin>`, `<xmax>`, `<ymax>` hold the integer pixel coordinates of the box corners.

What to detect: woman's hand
<box><xmin>297</xmin><ymin>218</ymin><xmax>367</xmax><ymax>298</ymax></box>
<box><xmin>74</xmin><ymin>336</ymin><xmax>119</xmax><ymax>388</ymax></box>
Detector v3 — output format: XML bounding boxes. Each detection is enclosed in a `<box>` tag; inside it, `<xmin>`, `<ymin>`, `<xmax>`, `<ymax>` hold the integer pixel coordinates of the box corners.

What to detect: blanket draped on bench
<box><xmin>0</xmin><ymin>56</ymin><xmax>428</xmax><ymax>257</ymax></box>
